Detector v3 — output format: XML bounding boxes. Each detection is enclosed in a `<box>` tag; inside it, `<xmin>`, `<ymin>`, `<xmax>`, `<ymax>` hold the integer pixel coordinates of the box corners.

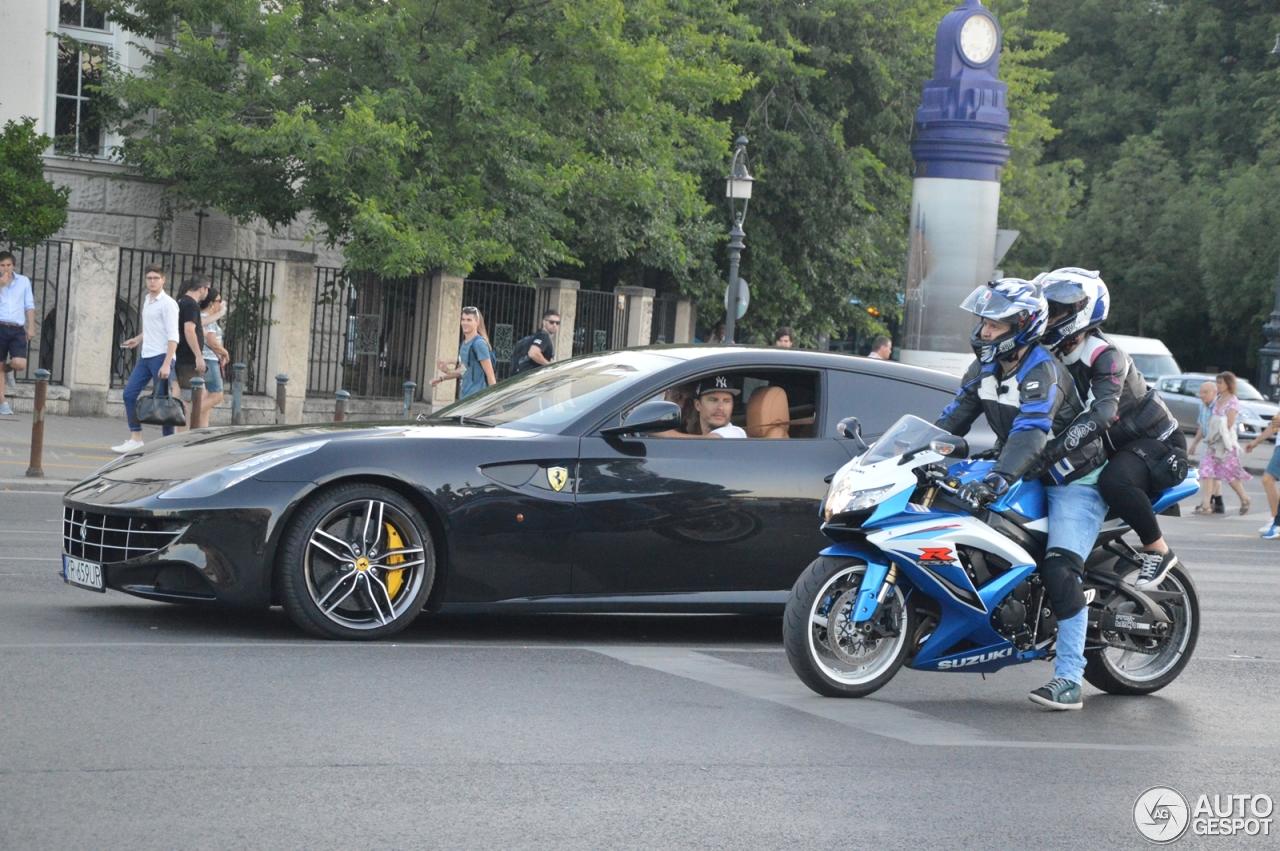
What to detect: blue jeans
<box><xmin>123</xmin><ymin>353</ymin><xmax>175</xmax><ymax>436</ymax></box>
<box><xmin>1045</xmin><ymin>481</ymin><xmax>1108</xmax><ymax>683</ymax></box>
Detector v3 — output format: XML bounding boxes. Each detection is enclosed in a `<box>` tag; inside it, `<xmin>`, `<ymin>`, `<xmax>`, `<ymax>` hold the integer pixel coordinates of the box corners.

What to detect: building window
<box><xmin>59</xmin><ymin>1</ymin><xmax>108</xmax><ymax>31</ymax></box>
<box><xmin>54</xmin><ymin>43</ymin><xmax>106</xmax><ymax>157</ymax></box>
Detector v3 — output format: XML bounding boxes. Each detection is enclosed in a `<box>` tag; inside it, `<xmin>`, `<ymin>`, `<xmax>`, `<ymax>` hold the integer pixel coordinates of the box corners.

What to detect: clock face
<box><xmin>959</xmin><ymin>14</ymin><xmax>998</xmax><ymax>65</ymax></box>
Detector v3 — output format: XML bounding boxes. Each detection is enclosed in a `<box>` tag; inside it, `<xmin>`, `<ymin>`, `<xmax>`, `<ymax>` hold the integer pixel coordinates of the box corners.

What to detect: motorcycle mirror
<box><xmin>601</xmin><ymin>400</ymin><xmax>683</xmax><ymax>437</ymax></box>
<box><xmin>836</xmin><ymin>416</ymin><xmax>869</xmax><ymax>454</ymax></box>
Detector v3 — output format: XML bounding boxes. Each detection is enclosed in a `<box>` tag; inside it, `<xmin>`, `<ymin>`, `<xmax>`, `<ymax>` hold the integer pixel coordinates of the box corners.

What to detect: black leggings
<box><xmin>1097</xmin><ymin>431</ymin><xmax>1187</xmax><ymax>547</ymax></box>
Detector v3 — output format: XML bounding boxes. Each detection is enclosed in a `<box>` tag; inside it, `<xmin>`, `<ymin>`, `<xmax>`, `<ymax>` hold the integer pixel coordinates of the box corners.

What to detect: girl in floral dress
<box><xmin>1193</xmin><ymin>371</ymin><xmax>1252</xmax><ymax>515</ymax></box>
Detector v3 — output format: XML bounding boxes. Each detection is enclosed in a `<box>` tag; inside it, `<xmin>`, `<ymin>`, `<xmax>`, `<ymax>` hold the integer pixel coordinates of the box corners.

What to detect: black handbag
<box><xmin>135</xmin><ymin>380</ymin><xmax>187</xmax><ymax>427</ymax></box>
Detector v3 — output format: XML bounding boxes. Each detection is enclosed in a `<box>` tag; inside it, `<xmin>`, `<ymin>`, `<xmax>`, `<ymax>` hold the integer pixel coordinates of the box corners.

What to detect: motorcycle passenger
<box><xmin>1036</xmin><ymin>268</ymin><xmax>1187</xmax><ymax>588</ymax></box>
<box><xmin>935</xmin><ymin>279</ymin><xmax>1107</xmax><ymax>711</ymax></box>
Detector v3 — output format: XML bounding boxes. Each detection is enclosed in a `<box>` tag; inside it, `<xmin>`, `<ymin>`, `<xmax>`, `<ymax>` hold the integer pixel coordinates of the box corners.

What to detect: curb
<box><xmin>0</xmin><ymin>477</ymin><xmax>76</xmax><ymax>493</ymax></box>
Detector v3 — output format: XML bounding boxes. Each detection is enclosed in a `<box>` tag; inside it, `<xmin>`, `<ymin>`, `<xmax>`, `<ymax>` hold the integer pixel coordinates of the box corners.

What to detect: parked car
<box><xmin>61</xmin><ymin>346</ymin><xmax>993</xmax><ymax>640</ymax></box>
<box><xmin>1155</xmin><ymin>373</ymin><xmax>1279</xmax><ymax>442</ymax></box>
<box><xmin>1108</xmin><ymin>334</ymin><xmax>1182</xmax><ymax>383</ymax></box>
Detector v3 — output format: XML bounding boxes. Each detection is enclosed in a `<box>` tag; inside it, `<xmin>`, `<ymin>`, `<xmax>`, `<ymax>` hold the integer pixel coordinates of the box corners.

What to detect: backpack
<box><xmin>510</xmin><ymin>333</ymin><xmax>538</xmax><ymax>374</ymax></box>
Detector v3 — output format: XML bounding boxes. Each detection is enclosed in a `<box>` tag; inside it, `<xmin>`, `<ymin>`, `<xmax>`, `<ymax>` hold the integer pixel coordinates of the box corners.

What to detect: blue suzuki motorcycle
<box><xmin>784</xmin><ymin>415</ymin><xmax>1200</xmax><ymax>698</ymax></box>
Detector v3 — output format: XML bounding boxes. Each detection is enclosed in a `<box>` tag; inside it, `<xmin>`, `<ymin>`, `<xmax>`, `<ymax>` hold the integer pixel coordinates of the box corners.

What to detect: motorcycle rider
<box><xmin>1034</xmin><ymin>268</ymin><xmax>1186</xmax><ymax>588</ymax></box>
<box><xmin>935</xmin><ymin>279</ymin><xmax>1107</xmax><ymax>711</ymax></box>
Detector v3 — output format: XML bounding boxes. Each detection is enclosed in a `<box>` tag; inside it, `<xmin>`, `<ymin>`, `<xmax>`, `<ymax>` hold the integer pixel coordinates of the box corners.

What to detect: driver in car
<box><xmin>935</xmin><ymin>279</ymin><xmax>1107</xmax><ymax>712</ymax></box>
<box><xmin>693</xmin><ymin>375</ymin><xmax>747</xmax><ymax>438</ymax></box>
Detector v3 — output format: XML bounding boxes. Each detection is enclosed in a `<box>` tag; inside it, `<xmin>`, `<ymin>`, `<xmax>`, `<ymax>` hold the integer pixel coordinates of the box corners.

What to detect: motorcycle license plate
<box><xmin>63</xmin><ymin>555</ymin><xmax>105</xmax><ymax>592</ymax></box>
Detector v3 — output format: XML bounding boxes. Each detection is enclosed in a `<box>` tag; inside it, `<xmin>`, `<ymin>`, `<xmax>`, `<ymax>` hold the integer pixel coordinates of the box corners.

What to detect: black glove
<box><xmin>957</xmin><ymin>473</ymin><xmax>1010</xmax><ymax>508</ymax></box>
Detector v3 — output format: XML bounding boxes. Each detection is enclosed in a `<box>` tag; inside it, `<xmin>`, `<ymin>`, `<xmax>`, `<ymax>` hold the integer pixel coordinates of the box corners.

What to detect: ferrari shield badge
<box><xmin>547</xmin><ymin>466</ymin><xmax>569</xmax><ymax>492</ymax></box>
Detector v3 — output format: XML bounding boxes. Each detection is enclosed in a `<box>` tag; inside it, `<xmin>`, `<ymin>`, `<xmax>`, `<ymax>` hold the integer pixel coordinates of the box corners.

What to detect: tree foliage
<box><xmin>0</xmin><ymin>118</ymin><xmax>71</xmax><ymax>246</ymax></box>
<box><xmin>1027</xmin><ymin>0</ymin><xmax>1280</xmax><ymax>374</ymax></box>
<box><xmin>100</xmin><ymin>0</ymin><xmax>751</xmax><ymax>281</ymax></box>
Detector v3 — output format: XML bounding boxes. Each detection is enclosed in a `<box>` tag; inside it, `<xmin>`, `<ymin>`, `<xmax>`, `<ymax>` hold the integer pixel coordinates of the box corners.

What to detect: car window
<box><xmin>433</xmin><ymin>350</ymin><xmax>682</xmax><ymax>432</ymax></box>
<box><xmin>825</xmin><ymin>370</ymin><xmax>956</xmax><ymax>439</ymax></box>
<box><xmin>638</xmin><ymin>369</ymin><xmax>821</xmax><ymax>439</ymax></box>
<box><xmin>1159</xmin><ymin>379</ymin><xmax>1179</xmax><ymax>394</ymax></box>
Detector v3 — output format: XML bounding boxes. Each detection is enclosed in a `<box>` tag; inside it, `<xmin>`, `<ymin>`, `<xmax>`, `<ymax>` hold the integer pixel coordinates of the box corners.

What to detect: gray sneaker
<box><xmin>1029</xmin><ymin>677</ymin><xmax>1083</xmax><ymax>710</ymax></box>
<box><xmin>0</xmin><ymin>402</ymin><xmax>13</xmax><ymax>415</ymax></box>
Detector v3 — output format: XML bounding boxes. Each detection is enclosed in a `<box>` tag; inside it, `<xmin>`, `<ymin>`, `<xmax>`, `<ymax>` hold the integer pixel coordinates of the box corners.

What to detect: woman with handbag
<box><xmin>1192</xmin><ymin>372</ymin><xmax>1252</xmax><ymax>515</ymax></box>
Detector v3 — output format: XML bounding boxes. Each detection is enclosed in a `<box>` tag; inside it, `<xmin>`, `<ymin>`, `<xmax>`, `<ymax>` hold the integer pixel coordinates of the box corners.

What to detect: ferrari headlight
<box><xmin>823</xmin><ymin>480</ymin><xmax>894</xmax><ymax>522</ymax></box>
<box><xmin>158</xmin><ymin>441</ymin><xmax>327</xmax><ymax>500</ymax></box>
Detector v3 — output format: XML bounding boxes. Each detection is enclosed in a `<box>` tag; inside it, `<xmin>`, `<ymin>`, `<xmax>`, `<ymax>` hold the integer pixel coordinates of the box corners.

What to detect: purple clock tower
<box><xmin>899</xmin><ymin>0</ymin><xmax>1017</xmax><ymax>374</ymax></box>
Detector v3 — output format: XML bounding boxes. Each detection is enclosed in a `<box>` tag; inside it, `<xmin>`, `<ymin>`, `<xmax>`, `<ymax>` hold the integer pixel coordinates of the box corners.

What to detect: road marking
<box><xmin>589</xmin><ymin>646</ymin><xmax>1278</xmax><ymax>753</ymax></box>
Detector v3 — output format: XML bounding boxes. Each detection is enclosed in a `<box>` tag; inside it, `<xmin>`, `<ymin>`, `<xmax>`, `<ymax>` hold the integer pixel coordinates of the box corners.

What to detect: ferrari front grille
<box><xmin>63</xmin><ymin>507</ymin><xmax>186</xmax><ymax>564</ymax></box>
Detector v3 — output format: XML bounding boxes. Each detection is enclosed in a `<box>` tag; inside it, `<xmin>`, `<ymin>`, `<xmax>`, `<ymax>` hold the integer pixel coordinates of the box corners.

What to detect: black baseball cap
<box><xmin>695</xmin><ymin>375</ymin><xmax>740</xmax><ymax>397</ymax></box>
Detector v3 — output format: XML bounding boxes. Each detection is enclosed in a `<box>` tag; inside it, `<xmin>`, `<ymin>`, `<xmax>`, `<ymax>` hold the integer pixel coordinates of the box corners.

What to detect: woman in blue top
<box><xmin>431</xmin><ymin>306</ymin><xmax>496</xmax><ymax>399</ymax></box>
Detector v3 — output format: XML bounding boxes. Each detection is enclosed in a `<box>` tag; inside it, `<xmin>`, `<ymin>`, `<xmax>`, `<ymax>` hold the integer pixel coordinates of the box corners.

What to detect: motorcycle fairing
<box><xmin>1152</xmin><ymin>470</ymin><xmax>1199</xmax><ymax>515</ymax></box>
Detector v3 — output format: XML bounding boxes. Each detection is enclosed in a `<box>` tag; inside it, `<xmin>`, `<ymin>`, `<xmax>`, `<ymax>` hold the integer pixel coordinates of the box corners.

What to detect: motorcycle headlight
<box><xmin>823</xmin><ymin>479</ymin><xmax>894</xmax><ymax>522</ymax></box>
<box><xmin>158</xmin><ymin>441</ymin><xmax>327</xmax><ymax>500</ymax></box>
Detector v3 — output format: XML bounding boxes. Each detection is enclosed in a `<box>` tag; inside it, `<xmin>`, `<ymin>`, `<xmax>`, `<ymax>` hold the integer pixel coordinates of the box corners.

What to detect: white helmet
<box><xmin>1040</xmin><ymin>268</ymin><xmax>1109</xmax><ymax>355</ymax></box>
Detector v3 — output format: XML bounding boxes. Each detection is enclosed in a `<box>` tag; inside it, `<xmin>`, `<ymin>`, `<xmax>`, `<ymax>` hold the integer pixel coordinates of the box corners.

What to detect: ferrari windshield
<box><xmin>431</xmin><ymin>350</ymin><xmax>682</xmax><ymax>432</ymax></box>
<box><xmin>859</xmin><ymin>415</ymin><xmax>951</xmax><ymax>466</ymax></box>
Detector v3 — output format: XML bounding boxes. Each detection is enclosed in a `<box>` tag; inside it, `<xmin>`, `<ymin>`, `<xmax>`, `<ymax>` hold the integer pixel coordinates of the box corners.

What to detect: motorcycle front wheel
<box><xmin>1084</xmin><ymin>561</ymin><xmax>1199</xmax><ymax>695</ymax></box>
<box><xmin>784</xmin><ymin>556</ymin><xmax>915</xmax><ymax>698</ymax></box>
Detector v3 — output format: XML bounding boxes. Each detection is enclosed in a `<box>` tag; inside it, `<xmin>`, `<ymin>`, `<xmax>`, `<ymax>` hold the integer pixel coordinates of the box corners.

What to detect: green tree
<box><xmin>0</xmin><ymin>118</ymin><xmax>70</xmax><ymax>245</ymax></box>
<box><xmin>99</xmin><ymin>0</ymin><xmax>751</xmax><ymax>281</ymax></box>
<box><xmin>989</xmin><ymin>0</ymin><xmax>1082</xmax><ymax>277</ymax></box>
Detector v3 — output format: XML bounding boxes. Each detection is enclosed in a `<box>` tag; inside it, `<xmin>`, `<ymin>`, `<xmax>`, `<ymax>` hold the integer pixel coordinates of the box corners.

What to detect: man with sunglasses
<box><xmin>512</xmin><ymin>309</ymin><xmax>560</xmax><ymax>375</ymax></box>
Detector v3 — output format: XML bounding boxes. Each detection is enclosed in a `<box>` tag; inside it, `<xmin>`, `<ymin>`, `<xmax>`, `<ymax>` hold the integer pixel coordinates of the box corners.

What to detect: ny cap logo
<box><xmin>715</xmin><ymin>376</ymin><xmax>728</xmax><ymax>389</ymax></box>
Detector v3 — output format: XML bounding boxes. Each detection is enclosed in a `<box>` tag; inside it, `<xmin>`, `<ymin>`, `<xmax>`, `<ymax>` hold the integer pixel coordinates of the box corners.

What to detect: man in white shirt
<box><xmin>867</xmin><ymin>335</ymin><xmax>892</xmax><ymax>360</ymax></box>
<box><xmin>694</xmin><ymin>375</ymin><xmax>746</xmax><ymax>438</ymax></box>
<box><xmin>0</xmin><ymin>251</ymin><xmax>36</xmax><ymax>416</ymax></box>
<box><xmin>114</xmin><ymin>264</ymin><xmax>180</xmax><ymax>452</ymax></box>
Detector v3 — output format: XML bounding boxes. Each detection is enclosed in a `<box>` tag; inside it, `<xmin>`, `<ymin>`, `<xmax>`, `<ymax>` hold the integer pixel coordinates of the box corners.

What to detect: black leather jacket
<box><xmin>936</xmin><ymin>345</ymin><xmax>1106</xmax><ymax>485</ymax></box>
<box><xmin>1043</xmin><ymin>332</ymin><xmax>1178</xmax><ymax>463</ymax></box>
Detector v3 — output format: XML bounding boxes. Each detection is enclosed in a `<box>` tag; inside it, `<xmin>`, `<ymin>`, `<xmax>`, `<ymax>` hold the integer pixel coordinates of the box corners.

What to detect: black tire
<box><xmin>1083</xmin><ymin>561</ymin><xmax>1199</xmax><ymax>695</ymax></box>
<box><xmin>784</xmin><ymin>555</ymin><xmax>914</xmax><ymax>698</ymax></box>
<box><xmin>278</xmin><ymin>483</ymin><xmax>436</xmax><ymax>640</ymax></box>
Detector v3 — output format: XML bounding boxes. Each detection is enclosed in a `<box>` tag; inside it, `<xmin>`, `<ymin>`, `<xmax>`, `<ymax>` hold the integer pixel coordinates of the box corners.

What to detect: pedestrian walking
<box><xmin>1191</xmin><ymin>372</ymin><xmax>1252</xmax><ymax>515</ymax></box>
<box><xmin>430</xmin><ymin>305</ymin><xmax>495</xmax><ymax>399</ymax></box>
<box><xmin>510</xmin><ymin>309</ymin><xmax>559</xmax><ymax>375</ymax></box>
<box><xmin>199</xmin><ymin>288</ymin><xmax>230</xmax><ymax>423</ymax></box>
<box><xmin>1244</xmin><ymin>412</ymin><xmax>1280</xmax><ymax>538</ymax></box>
<box><xmin>0</xmin><ymin>250</ymin><xmax>36</xmax><ymax>416</ymax></box>
<box><xmin>172</xmin><ymin>275</ymin><xmax>211</xmax><ymax>432</ymax></box>
<box><xmin>867</xmin><ymin>335</ymin><xmax>892</xmax><ymax>360</ymax></box>
<box><xmin>773</xmin><ymin>326</ymin><xmax>793</xmax><ymax>348</ymax></box>
<box><xmin>114</xmin><ymin>264</ymin><xmax>179</xmax><ymax>453</ymax></box>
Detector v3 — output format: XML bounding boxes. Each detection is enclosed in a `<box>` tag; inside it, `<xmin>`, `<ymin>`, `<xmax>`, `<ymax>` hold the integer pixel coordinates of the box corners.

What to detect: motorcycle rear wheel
<box><xmin>784</xmin><ymin>556</ymin><xmax>914</xmax><ymax>698</ymax></box>
<box><xmin>1083</xmin><ymin>562</ymin><xmax>1199</xmax><ymax>695</ymax></box>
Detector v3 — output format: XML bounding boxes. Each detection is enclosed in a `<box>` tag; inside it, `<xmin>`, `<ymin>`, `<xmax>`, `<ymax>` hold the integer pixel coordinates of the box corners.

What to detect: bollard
<box><xmin>334</xmin><ymin>389</ymin><xmax>349</xmax><ymax>423</ymax></box>
<box><xmin>189</xmin><ymin>377</ymin><xmax>205</xmax><ymax>431</ymax></box>
<box><xmin>403</xmin><ymin>381</ymin><xmax>416</xmax><ymax>420</ymax></box>
<box><xmin>275</xmin><ymin>374</ymin><xmax>289</xmax><ymax>424</ymax></box>
<box><xmin>24</xmin><ymin>369</ymin><xmax>50</xmax><ymax>478</ymax></box>
<box><xmin>231</xmin><ymin>363</ymin><xmax>246</xmax><ymax>425</ymax></box>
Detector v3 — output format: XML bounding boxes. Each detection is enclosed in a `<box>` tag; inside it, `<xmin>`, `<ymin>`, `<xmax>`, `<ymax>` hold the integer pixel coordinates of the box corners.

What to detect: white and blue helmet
<box><xmin>1040</xmin><ymin>267</ymin><xmax>1109</xmax><ymax>354</ymax></box>
<box><xmin>960</xmin><ymin>278</ymin><xmax>1049</xmax><ymax>364</ymax></box>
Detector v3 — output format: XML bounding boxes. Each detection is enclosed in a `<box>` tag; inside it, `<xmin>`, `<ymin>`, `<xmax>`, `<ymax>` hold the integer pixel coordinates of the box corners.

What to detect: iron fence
<box><xmin>461</xmin><ymin>279</ymin><xmax>537</xmax><ymax>382</ymax></box>
<box><xmin>2</xmin><ymin>240</ymin><xmax>72</xmax><ymax>384</ymax></box>
<box><xmin>575</xmin><ymin>289</ymin><xmax>627</xmax><ymax>355</ymax></box>
<box><xmin>651</xmin><ymin>295</ymin><xmax>681</xmax><ymax>344</ymax></box>
<box><xmin>112</xmin><ymin>250</ymin><xmax>276</xmax><ymax>393</ymax></box>
<box><xmin>308</xmin><ymin>269</ymin><xmax>431</xmax><ymax>399</ymax></box>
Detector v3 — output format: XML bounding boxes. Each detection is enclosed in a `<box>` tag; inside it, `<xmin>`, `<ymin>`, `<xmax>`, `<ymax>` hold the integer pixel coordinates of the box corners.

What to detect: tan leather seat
<box><xmin>746</xmin><ymin>386</ymin><xmax>790</xmax><ymax>438</ymax></box>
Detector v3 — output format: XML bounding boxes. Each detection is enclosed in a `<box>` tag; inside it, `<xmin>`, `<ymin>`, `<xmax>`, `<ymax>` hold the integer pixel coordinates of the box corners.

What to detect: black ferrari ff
<box><xmin>61</xmin><ymin>347</ymin><xmax>971</xmax><ymax>639</ymax></box>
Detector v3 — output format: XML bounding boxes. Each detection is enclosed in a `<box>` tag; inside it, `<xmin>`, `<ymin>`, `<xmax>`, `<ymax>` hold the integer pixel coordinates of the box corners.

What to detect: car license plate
<box><xmin>63</xmin><ymin>555</ymin><xmax>105</xmax><ymax>592</ymax></box>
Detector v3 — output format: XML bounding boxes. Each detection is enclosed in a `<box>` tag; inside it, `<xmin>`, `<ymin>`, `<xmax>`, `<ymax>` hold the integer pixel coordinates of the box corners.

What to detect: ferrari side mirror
<box><xmin>601</xmin><ymin>400</ymin><xmax>682</xmax><ymax>437</ymax></box>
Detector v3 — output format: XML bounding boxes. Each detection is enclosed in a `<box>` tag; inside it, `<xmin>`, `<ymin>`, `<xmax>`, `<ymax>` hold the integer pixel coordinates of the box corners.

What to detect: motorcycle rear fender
<box><xmin>1152</xmin><ymin>469</ymin><xmax>1200</xmax><ymax>515</ymax></box>
<box><xmin>818</xmin><ymin>542</ymin><xmax>896</xmax><ymax>623</ymax></box>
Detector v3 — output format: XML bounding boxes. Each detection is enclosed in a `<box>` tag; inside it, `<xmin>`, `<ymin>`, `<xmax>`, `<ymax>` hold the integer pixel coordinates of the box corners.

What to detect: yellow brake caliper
<box><xmin>384</xmin><ymin>523</ymin><xmax>406</xmax><ymax>600</ymax></box>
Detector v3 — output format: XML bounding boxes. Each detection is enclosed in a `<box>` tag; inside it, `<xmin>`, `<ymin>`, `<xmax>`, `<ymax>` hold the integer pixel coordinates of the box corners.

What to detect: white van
<box><xmin>1107</xmin><ymin>334</ymin><xmax>1182</xmax><ymax>382</ymax></box>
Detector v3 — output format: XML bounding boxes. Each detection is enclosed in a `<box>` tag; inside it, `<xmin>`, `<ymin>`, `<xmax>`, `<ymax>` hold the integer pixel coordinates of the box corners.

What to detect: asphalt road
<box><xmin>2</xmin><ymin>483</ymin><xmax>1278</xmax><ymax>850</ymax></box>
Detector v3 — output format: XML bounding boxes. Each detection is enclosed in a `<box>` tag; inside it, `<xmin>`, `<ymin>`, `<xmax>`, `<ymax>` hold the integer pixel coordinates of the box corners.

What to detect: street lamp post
<box><xmin>1261</xmin><ymin>35</ymin><xmax>1280</xmax><ymax>400</ymax></box>
<box><xmin>724</xmin><ymin>136</ymin><xmax>753</xmax><ymax>345</ymax></box>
